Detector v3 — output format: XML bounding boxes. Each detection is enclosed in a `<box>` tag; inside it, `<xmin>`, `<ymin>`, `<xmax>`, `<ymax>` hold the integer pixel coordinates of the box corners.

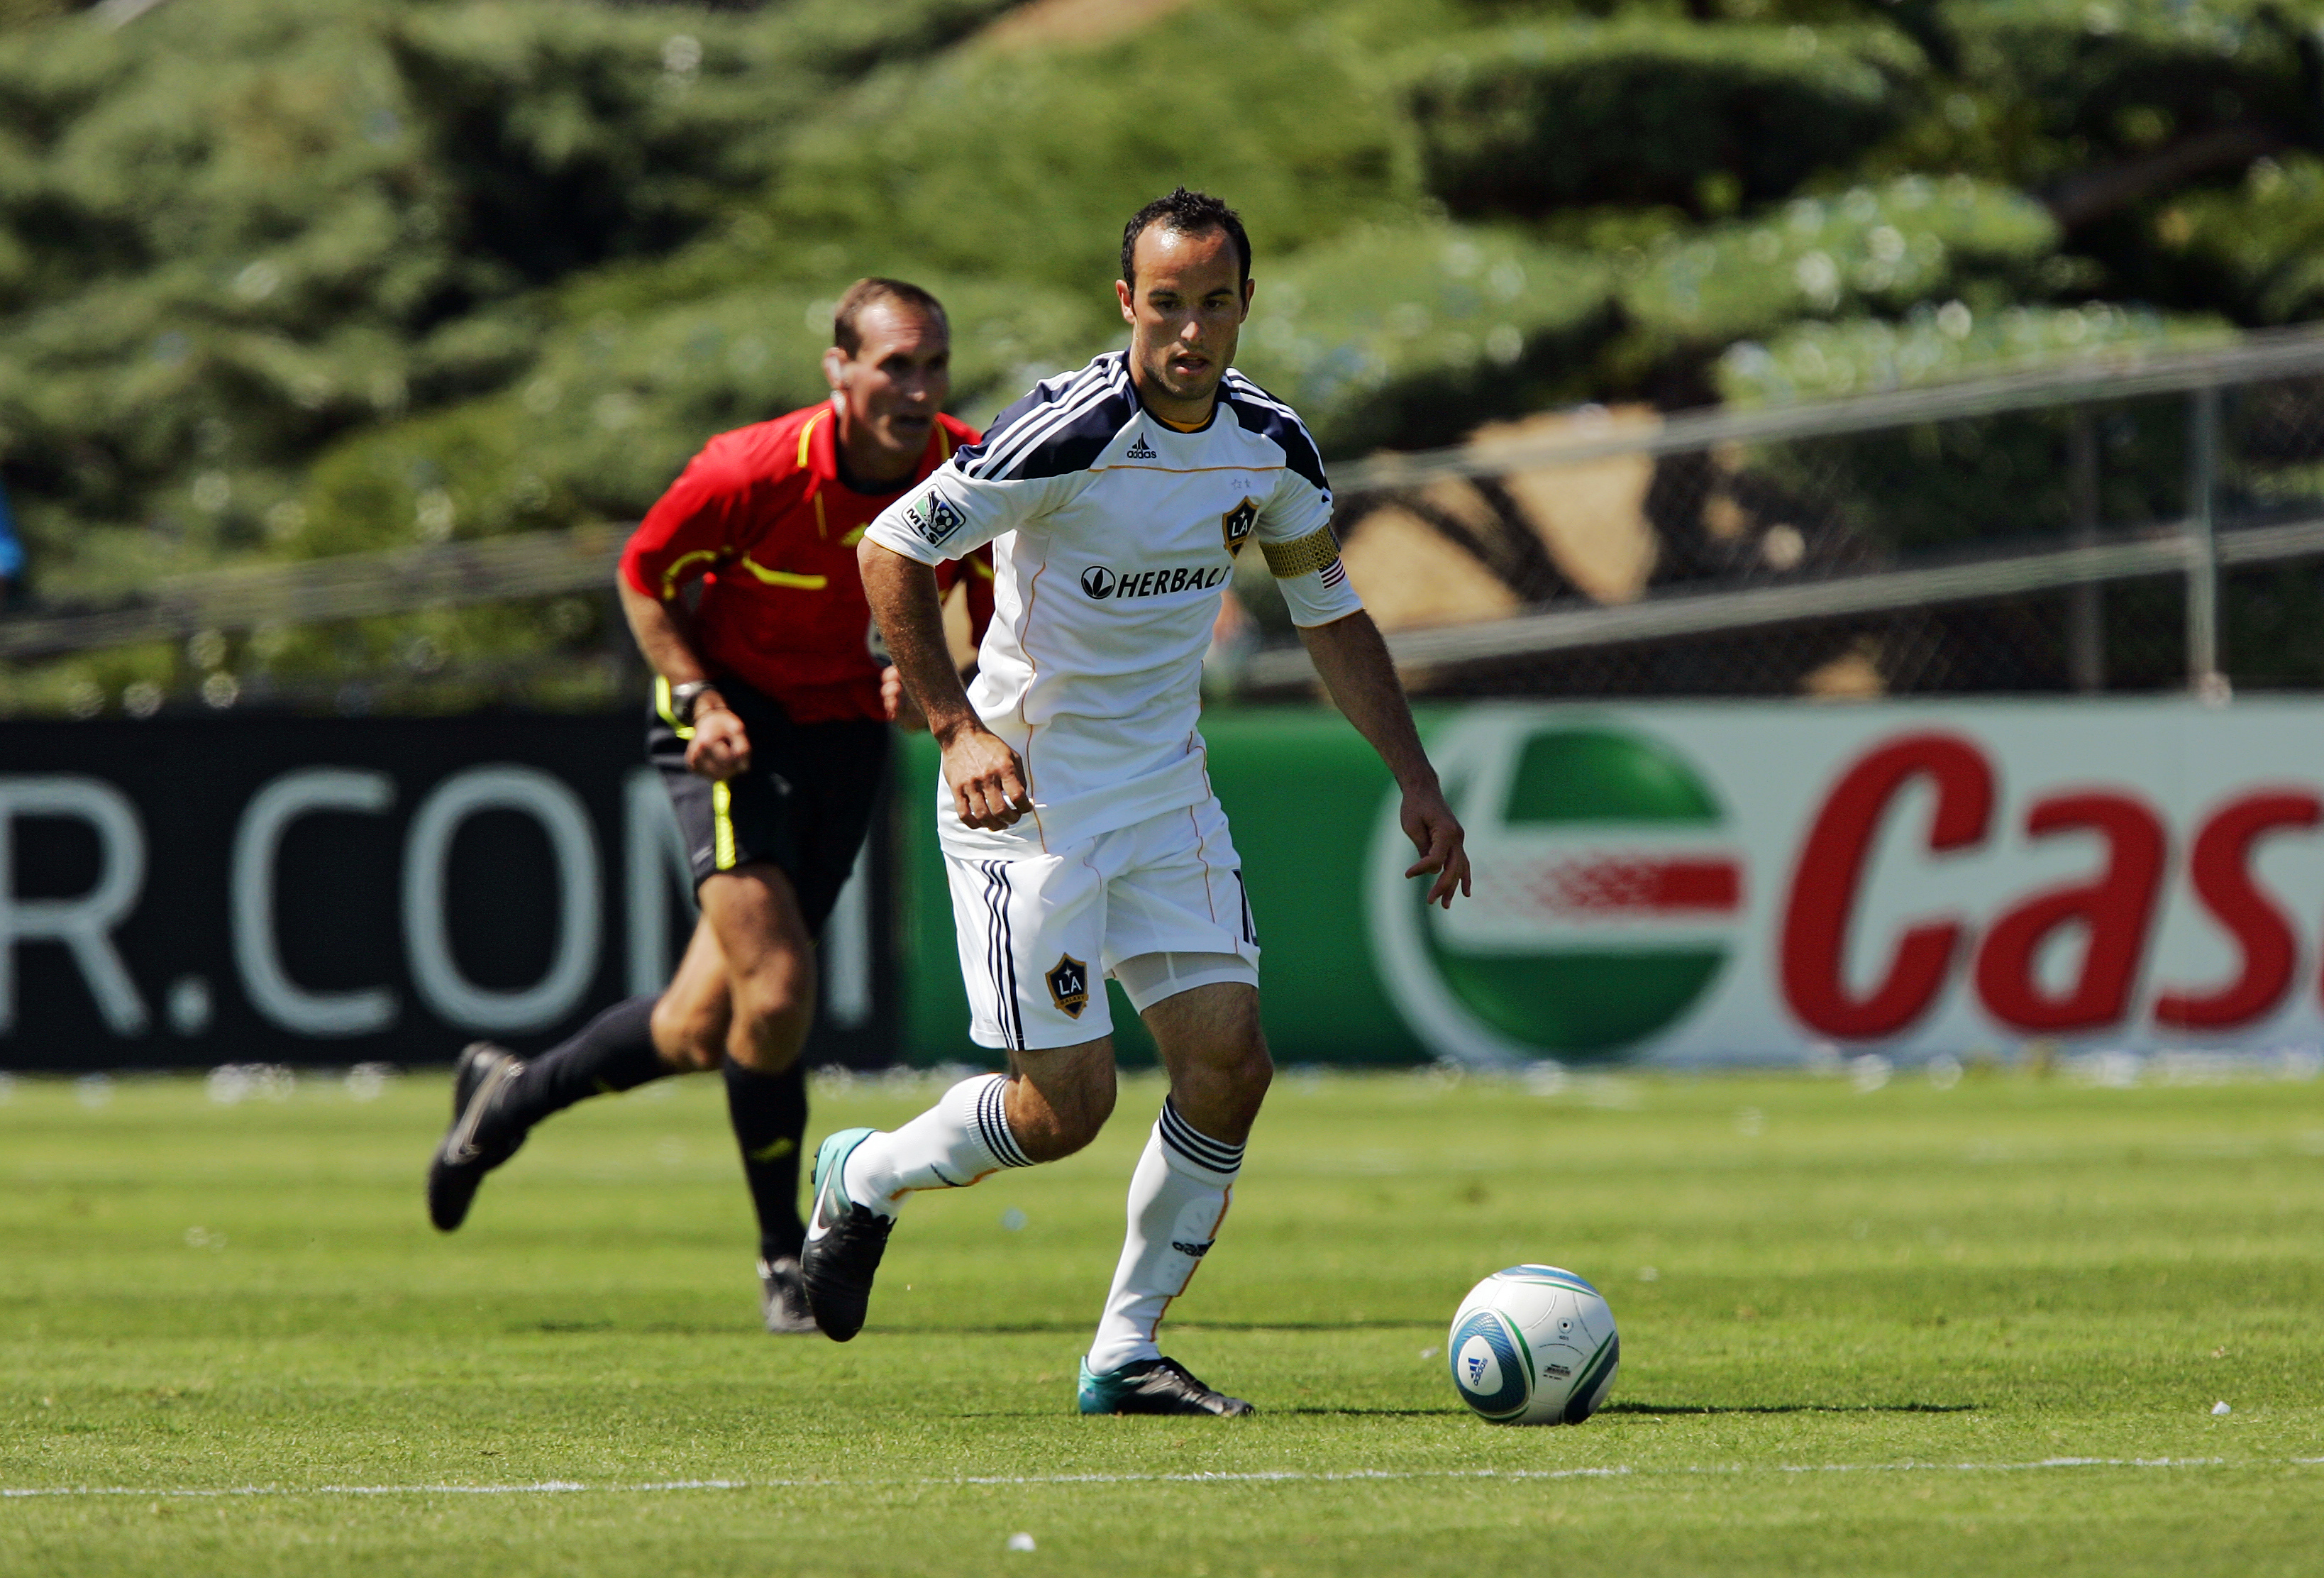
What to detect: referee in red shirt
<box><xmin>428</xmin><ymin>280</ymin><xmax>989</xmax><ymax>1333</ymax></box>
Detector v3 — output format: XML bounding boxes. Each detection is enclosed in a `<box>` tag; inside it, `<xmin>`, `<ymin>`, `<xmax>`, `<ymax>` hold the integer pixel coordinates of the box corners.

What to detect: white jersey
<box><xmin>865</xmin><ymin>350</ymin><xmax>1363</xmax><ymax>855</ymax></box>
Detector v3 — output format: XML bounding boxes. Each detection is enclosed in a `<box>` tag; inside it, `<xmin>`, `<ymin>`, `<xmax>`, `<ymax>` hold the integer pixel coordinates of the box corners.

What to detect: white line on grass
<box><xmin>0</xmin><ymin>1458</ymin><xmax>2289</xmax><ymax>1500</ymax></box>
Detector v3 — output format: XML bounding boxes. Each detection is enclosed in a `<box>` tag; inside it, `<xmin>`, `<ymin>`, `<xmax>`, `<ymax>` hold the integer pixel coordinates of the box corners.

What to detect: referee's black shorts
<box><xmin>647</xmin><ymin>675</ymin><xmax>889</xmax><ymax>938</ymax></box>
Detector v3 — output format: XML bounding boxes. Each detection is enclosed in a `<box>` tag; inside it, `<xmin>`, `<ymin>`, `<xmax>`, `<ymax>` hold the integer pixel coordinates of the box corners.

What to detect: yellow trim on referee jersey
<box><xmin>1262</xmin><ymin>526</ymin><xmax>1341</xmax><ymax>579</ymax></box>
<box><xmin>735</xmin><ymin>558</ymin><xmax>829</xmax><ymax>590</ymax></box>
<box><xmin>711</xmin><ymin>779</ymin><xmax>737</xmax><ymax>870</ymax></box>
<box><xmin>970</xmin><ymin>556</ymin><xmax>993</xmax><ymax>580</ymax></box>
<box><xmin>660</xmin><ymin>547</ymin><xmax>721</xmax><ymax>600</ymax></box>
<box><xmin>654</xmin><ymin>675</ymin><xmax>696</xmax><ymax>740</ymax></box>
<box><xmin>797</xmin><ymin>407</ymin><xmax>829</xmax><ymax>470</ymax></box>
<box><xmin>813</xmin><ymin>492</ymin><xmax>827</xmax><ymax>539</ymax></box>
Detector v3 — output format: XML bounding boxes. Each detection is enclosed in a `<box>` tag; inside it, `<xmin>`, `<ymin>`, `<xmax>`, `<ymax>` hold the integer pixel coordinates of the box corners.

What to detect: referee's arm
<box><xmin>861</xmin><ymin>538</ymin><xmax>1029</xmax><ymax>832</ymax></box>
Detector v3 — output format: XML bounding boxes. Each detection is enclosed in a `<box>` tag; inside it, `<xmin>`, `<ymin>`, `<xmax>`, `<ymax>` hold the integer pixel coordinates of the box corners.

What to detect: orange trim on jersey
<box><xmin>1088</xmin><ymin>463</ymin><xmax>1287</xmax><ymax>475</ymax></box>
<box><xmin>812</xmin><ymin>491</ymin><xmax>827</xmax><ymax>539</ymax></box>
<box><xmin>1017</xmin><ymin>551</ymin><xmax>1052</xmax><ymax>851</ymax></box>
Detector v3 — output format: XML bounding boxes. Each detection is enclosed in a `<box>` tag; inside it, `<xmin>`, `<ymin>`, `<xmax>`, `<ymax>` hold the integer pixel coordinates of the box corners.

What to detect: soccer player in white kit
<box><xmin>819</xmin><ymin>188</ymin><xmax>1472</xmax><ymax>1416</ymax></box>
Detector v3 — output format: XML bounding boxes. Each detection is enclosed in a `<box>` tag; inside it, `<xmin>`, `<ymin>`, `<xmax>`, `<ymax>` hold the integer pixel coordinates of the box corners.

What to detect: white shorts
<box><xmin>944</xmin><ymin>798</ymin><xmax>1261</xmax><ymax>1052</ymax></box>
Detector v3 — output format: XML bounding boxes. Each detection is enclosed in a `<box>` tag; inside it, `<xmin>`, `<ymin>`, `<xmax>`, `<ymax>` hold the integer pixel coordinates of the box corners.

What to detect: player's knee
<box><xmin>651</xmin><ymin>998</ymin><xmax>722</xmax><ymax>1072</ymax></box>
<box><xmin>730</xmin><ymin>978</ymin><xmax>812</xmax><ymax>1068</ymax></box>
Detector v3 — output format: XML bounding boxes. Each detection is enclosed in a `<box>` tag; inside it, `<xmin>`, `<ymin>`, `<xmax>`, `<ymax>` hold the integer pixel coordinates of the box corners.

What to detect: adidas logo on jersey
<box><xmin>1124</xmin><ymin>432</ymin><xmax>1160</xmax><ymax>460</ymax></box>
<box><xmin>1079</xmin><ymin>563</ymin><xmax>1231</xmax><ymax>600</ymax></box>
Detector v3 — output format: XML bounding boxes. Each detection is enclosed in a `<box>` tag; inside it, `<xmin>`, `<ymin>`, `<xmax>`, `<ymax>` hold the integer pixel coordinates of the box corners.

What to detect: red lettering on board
<box><xmin>1781</xmin><ymin>734</ymin><xmax>1994</xmax><ymax>1039</ymax></box>
<box><xmin>2152</xmin><ymin>791</ymin><xmax>2322</xmax><ymax>1030</ymax></box>
<box><xmin>1974</xmin><ymin>792</ymin><xmax>2167</xmax><ymax>1032</ymax></box>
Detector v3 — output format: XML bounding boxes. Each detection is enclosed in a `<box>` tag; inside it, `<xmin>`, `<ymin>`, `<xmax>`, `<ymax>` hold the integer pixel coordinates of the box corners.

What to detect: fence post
<box><xmin>2185</xmin><ymin>385</ymin><xmax>2223</xmax><ymax>697</ymax></box>
<box><xmin>2067</xmin><ymin>407</ymin><xmax>2103</xmax><ymax>691</ymax></box>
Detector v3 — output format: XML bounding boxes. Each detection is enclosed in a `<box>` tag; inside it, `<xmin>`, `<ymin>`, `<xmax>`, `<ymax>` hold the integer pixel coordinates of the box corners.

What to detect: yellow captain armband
<box><xmin>1261</xmin><ymin>526</ymin><xmax>1341</xmax><ymax>579</ymax></box>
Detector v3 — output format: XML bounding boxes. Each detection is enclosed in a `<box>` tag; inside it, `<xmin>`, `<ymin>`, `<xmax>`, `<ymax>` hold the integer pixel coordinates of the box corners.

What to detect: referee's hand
<box><xmin>685</xmin><ymin>706</ymin><xmax>751</xmax><ymax>781</ymax></box>
<box><xmin>942</xmin><ymin>726</ymin><xmax>1032</xmax><ymax>830</ymax></box>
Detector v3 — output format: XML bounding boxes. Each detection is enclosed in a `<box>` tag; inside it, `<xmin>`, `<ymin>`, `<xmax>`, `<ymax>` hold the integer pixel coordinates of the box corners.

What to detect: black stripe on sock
<box><xmin>976</xmin><ymin>1076</ymin><xmax>1033</xmax><ymax>1169</ymax></box>
<box><xmin>1160</xmin><ymin>1098</ymin><xmax>1244</xmax><ymax>1174</ymax></box>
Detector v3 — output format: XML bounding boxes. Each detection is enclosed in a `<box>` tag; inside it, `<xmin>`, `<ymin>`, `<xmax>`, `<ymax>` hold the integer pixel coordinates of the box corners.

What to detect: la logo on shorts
<box><xmin>1046</xmin><ymin>954</ymin><xmax>1090</xmax><ymax>1017</ymax></box>
<box><xmin>1220</xmin><ymin>499</ymin><xmax>1258</xmax><ymax>556</ymax></box>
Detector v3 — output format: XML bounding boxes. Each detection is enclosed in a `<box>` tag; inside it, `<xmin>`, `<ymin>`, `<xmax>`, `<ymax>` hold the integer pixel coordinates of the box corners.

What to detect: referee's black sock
<box><xmin>724</xmin><ymin>1058</ymin><xmax>809</xmax><ymax>1264</ymax></box>
<box><xmin>498</xmin><ymin>995</ymin><xmax>670</xmax><ymax>1132</ymax></box>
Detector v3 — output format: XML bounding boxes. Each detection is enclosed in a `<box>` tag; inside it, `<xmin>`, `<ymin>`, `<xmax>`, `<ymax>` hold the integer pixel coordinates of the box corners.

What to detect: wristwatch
<box><xmin>670</xmin><ymin>680</ymin><xmax>721</xmax><ymax>726</ymax></box>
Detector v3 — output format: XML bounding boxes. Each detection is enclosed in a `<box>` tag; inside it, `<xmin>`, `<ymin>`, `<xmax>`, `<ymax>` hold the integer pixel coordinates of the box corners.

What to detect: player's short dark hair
<box><xmin>1120</xmin><ymin>187</ymin><xmax>1251</xmax><ymax>290</ymax></box>
<box><xmin>833</xmin><ymin>278</ymin><xmax>948</xmax><ymax>355</ymax></box>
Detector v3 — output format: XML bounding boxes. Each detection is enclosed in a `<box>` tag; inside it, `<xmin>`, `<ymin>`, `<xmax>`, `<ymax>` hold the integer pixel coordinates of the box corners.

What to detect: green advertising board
<box><xmin>893</xmin><ymin>707</ymin><xmax>1434</xmax><ymax>1066</ymax></box>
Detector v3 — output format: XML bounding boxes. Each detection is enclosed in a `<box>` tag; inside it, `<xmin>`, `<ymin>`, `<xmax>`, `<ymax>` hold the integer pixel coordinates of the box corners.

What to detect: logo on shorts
<box><xmin>1171</xmin><ymin>1239</ymin><xmax>1214</xmax><ymax>1259</ymax></box>
<box><xmin>1046</xmin><ymin>954</ymin><xmax>1090</xmax><ymax>1017</ymax></box>
<box><xmin>1125</xmin><ymin>432</ymin><xmax>1160</xmax><ymax>460</ymax></box>
<box><xmin>902</xmin><ymin>488</ymin><xmax>965</xmax><ymax>547</ymax></box>
<box><xmin>1221</xmin><ymin>499</ymin><xmax>1258</xmax><ymax>556</ymax></box>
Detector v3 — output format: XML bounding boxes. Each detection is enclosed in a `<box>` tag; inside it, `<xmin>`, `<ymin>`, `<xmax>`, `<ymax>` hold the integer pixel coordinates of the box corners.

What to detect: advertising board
<box><xmin>899</xmin><ymin>701</ymin><xmax>2324</xmax><ymax>1066</ymax></box>
<box><xmin>0</xmin><ymin>717</ymin><xmax>895</xmax><ymax>1071</ymax></box>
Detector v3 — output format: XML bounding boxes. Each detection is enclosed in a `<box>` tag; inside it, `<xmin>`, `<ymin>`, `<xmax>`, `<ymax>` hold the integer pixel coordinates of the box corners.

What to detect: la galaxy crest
<box><xmin>1221</xmin><ymin>498</ymin><xmax>1258</xmax><ymax>556</ymax></box>
<box><xmin>1046</xmin><ymin>954</ymin><xmax>1090</xmax><ymax>1018</ymax></box>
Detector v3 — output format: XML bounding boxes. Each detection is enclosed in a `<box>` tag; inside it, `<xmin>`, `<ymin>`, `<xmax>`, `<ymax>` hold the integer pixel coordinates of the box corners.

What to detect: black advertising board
<box><xmin>0</xmin><ymin>717</ymin><xmax>897</xmax><ymax>1071</ymax></box>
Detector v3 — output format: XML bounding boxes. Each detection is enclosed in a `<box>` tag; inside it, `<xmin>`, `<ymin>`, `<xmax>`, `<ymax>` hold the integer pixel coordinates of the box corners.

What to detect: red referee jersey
<box><xmin>620</xmin><ymin>403</ymin><xmax>990</xmax><ymax>724</ymax></box>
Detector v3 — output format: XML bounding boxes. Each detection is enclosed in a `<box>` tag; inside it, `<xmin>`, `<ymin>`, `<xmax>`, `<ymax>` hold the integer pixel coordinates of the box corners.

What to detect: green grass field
<box><xmin>5</xmin><ymin>1061</ymin><xmax>2323</xmax><ymax>1575</ymax></box>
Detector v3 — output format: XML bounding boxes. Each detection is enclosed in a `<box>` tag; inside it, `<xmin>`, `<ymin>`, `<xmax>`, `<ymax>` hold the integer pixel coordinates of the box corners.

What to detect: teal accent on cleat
<box><xmin>799</xmin><ymin>1127</ymin><xmax>890</xmax><ymax>1342</ymax></box>
<box><xmin>1078</xmin><ymin>1356</ymin><xmax>1254</xmax><ymax>1417</ymax></box>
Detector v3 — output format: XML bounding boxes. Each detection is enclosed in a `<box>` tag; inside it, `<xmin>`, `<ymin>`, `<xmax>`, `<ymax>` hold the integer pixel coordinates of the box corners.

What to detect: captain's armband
<box><xmin>1261</xmin><ymin>526</ymin><xmax>1340</xmax><ymax>579</ymax></box>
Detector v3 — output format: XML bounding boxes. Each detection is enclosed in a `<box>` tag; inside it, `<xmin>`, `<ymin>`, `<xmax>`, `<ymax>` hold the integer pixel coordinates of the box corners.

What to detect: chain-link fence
<box><xmin>16</xmin><ymin>329</ymin><xmax>2324</xmax><ymax>713</ymax></box>
<box><xmin>1239</xmin><ymin>328</ymin><xmax>2324</xmax><ymax>703</ymax></box>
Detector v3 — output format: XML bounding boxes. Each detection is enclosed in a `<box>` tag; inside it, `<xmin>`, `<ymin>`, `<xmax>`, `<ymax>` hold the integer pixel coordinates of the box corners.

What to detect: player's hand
<box><xmin>685</xmin><ymin>705</ymin><xmax>751</xmax><ymax>781</ymax></box>
<box><xmin>1400</xmin><ymin>780</ymin><xmax>1471</xmax><ymax>909</ymax></box>
<box><xmin>881</xmin><ymin>665</ymin><xmax>928</xmax><ymax>734</ymax></box>
<box><xmin>942</xmin><ymin>725</ymin><xmax>1032</xmax><ymax>830</ymax></box>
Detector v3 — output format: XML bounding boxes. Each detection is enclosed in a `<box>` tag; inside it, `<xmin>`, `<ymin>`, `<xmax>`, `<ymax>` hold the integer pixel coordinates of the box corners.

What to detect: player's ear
<box><xmin>1116</xmin><ymin>277</ymin><xmax>1135</xmax><ymax>324</ymax></box>
<box><xmin>821</xmin><ymin>343</ymin><xmax>848</xmax><ymax>394</ymax></box>
<box><xmin>1239</xmin><ymin>276</ymin><xmax>1254</xmax><ymax>320</ymax></box>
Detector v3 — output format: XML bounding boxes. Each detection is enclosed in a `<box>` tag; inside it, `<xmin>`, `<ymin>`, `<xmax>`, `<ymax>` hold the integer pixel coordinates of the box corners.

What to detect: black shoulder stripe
<box><xmin>953</xmin><ymin>353</ymin><xmax>1135</xmax><ymax>483</ymax></box>
<box><xmin>1223</xmin><ymin>372</ymin><xmax>1330</xmax><ymax>495</ymax></box>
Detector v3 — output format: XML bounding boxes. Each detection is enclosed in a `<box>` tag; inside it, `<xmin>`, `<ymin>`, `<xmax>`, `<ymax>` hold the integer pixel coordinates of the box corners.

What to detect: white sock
<box><xmin>1086</xmin><ymin>1098</ymin><xmax>1244</xmax><ymax>1374</ymax></box>
<box><xmin>841</xmin><ymin>1073</ymin><xmax>1031</xmax><ymax>1218</ymax></box>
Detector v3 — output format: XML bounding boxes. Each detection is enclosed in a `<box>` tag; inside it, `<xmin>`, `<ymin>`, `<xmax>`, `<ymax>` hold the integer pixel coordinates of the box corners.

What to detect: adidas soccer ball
<box><xmin>1446</xmin><ymin>1264</ymin><xmax>1620</xmax><ymax>1425</ymax></box>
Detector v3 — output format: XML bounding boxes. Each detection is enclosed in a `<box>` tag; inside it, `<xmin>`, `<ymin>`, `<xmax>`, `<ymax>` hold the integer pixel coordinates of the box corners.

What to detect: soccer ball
<box><xmin>1446</xmin><ymin>1264</ymin><xmax>1620</xmax><ymax>1425</ymax></box>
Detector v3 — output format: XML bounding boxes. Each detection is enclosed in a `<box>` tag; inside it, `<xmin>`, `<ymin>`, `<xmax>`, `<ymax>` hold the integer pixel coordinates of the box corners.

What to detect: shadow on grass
<box><xmin>1603</xmin><ymin>1401</ymin><xmax>1977</xmax><ymax>1416</ymax></box>
<box><xmin>862</xmin><ymin>1319</ymin><xmax>1441</xmax><ymax>1337</ymax></box>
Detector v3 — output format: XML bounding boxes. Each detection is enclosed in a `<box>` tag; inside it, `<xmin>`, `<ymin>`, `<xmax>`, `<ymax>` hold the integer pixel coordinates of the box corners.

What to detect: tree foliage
<box><xmin>8</xmin><ymin>0</ymin><xmax>2324</xmax><ymax>710</ymax></box>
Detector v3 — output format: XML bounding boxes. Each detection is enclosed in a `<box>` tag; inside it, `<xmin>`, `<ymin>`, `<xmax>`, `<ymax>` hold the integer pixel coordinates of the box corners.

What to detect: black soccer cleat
<box><xmin>758</xmin><ymin>1256</ymin><xmax>819</xmax><ymax>1335</ymax></box>
<box><xmin>798</xmin><ymin>1127</ymin><xmax>893</xmax><ymax>1342</ymax></box>
<box><xmin>1078</xmin><ymin>1356</ymin><xmax>1256</xmax><ymax>1417</ymax></box>
<box><xmin>426</xmin><ymin>1042</ymin><xmax>527</xmax><ymax>1232</ymax></box>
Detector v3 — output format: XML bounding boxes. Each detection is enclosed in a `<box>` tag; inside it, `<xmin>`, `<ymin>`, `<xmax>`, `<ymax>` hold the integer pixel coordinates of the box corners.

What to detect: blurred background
<box><xmin>11</xmin><ymin>0</ymin><xmax>2324</xmax><ymax>1076</ymax></box>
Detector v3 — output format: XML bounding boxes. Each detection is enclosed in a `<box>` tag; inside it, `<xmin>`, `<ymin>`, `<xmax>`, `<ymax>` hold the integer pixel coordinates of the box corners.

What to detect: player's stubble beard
<box><xmin>1119</xmin><ymin>226</ymin><xmax>1251</xmax><ymax>426</ymax></box>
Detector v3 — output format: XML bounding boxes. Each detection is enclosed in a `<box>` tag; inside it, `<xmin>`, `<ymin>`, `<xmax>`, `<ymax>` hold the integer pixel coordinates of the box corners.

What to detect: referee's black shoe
<box><xmin>427</xmin><ymin>1042</ymin><xmax>527</xmax><ymax>1232</ymax></box>
<box><xmin>799</xmin><ymin>1127</ymin><xmax>892</xmax><ymax>1341</ymax></box>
